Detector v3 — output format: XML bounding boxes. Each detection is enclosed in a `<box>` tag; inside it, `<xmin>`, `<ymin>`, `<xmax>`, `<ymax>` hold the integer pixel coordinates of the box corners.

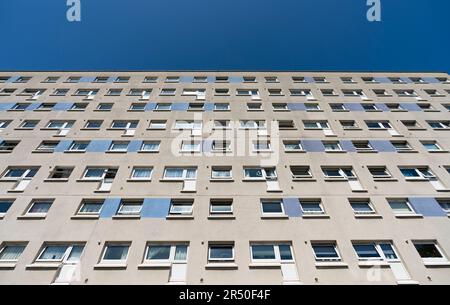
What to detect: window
<box><xmin>145</xmin><ymin>244</ymin><xmax>188</xmax><ymax>262</ymax></box>
<box><xmin>321</xmin><ymin>89</ymin><xmax>336</xmax><ymax>96</ymax></box>
<box><xmin>240</xmin><ymin>120</ymin><xmax>265</xmax><ymax>129</ymax></box>
<box><xmin>163</xmin><ymin>167</ymin><xmax>197</xmax><ymax>180</ymax></box>
<box><xmin>0</xmin><ymin>141</ymin><xmax>19</xmax><ymax>152</ymax></box>
<box><xmin>96</xmin><ymin>103</ymin><xmax>113</xmax><ymax>111</ymax></box>
<box><xmin>46</xmin><ymin>120</ymin><xmax>74</xmax><ymax>129</ymax></box>
<box><xmin>366</xmin><ymin>121</ymin><xmax>392</xmax><ymax>129</ymax></box>
<box><xmin>155</xmin><ymin>103</ymin><xmax>172</xmax><ymax>111</ymax></box>
<box><xmin>388</xmin><ymin>198</ymin><xmax>416</xmax><ymax>215</ymax></box>
<box><xmin>130</xmin><ymin>103</ymin><xmax>146</xmax><ymax>111</ymax></box>
<box><xmin>283</xmin><ymin>141</ymin><xmax>303</xmax><ymax>152</ymax></box>
<box><xmin>243</xmin><ymin>76</ymin><xmax>256</xmax><ymax>83</ymax></box>
<box><xmin>143</xmin><ymin>76</ymin><xmax>158</xmax><ymax>83</ymax></box>
<box><xmin>93</xmin><ymin>76</ymin><xmax>109</xmax><ymax>83</ymax></box>
<box><xmin>261</xmin><ymin>200</ymin><xmax>285</xmax><ymax>216</ymax></box>
<box><xmin>208</xmin><ymin>244</ymin><xmax>234</xmax><ymax>262</ymax></box>
<box><xmin>353</xmin><ymin>243</ymin><xmax>399</xmax><ymax>261</ymax></box>
<box><xmin>212</xmin><ymin>140</ymin><xmax>231</xmax><ymax>152</ymax></box>
<box><xmin>117</xmin><ymin>200</ymin><xmax>143</xmax><ymax>215</ymax></box>
<box><xmin>180</xmin><ymin>141</ymin><xmax>201</xmax><ymax>152</ymax></box>
<box><xmin>413</xmin><ymin>242</ymin><xmax>448</xmax><ymax>263</ymax></box>
<box><xmin>410</xmin><ymin>77</ymin><xmax>426</xmax><ymax>83</ymax></box>
<box><xmin>70</xmin><ymin>103</ymin><xmax>87</xmax><ymax>111</ymax></box>
<box><xmin>11</xmin><ymin>103</ymin><xmax>30</xmax><ymax>111</ymax></box>
<box><xmin>300</xmin><ymin>199</ymin><xmax>325</xmax><ymax>215</ymax></box>
<box><xmin>130</xmin><ymin>167</ymin><xmax>153</xmax><ymax>180</ymax></box>
<box><xmin>48</xmin><ymin>167</ymin><xmax>73</xmax><ymax>179</ymax></box>
<box><xmin>391</xmin><ymin>141</ymin><xmax>413</xmax><ymax>152</ymax></box>
<box><xmin>402</xmin><ymin>120</ymin><xmax>422</xmax><ymax>129</ymax></box>
<box><xmin>250</xmin><ymin>243</ymin><xmax>293</xmax><ymax>262</ymax></box>
<box><xmin>84</xmin><ymin>120</ymin><xmax>102</xmax><ymax>129</ymax></box>
<box><xmin>437</xmin><ymin>198</ymin><xmax>450</xmax><ymax>213</ymax></box>
<box><xmin>290</xmin><ymin>89</ymin><xmax>312</xmax><ymax>97</ymax></box>
<box><xmin>323</xmin><ymin>141</ymin><xmax>342</xmax><ymax>152</ymax></box>
<box><xmin>424</xmin><ymin>89</ymin><xmax>444</xmax><ymax>97</ymax></box>
<box><xmin>211</xmin><ymin>167</ymin><xmax>232</xmax><ymax>180</ymax></box>
<box><xmin>247</xmin><ymin>103</ymin><xmax>262</xmax><ymax>111</ymax></box>
<box><xmin>313</xmin><ymin>76</ymin><xmax>327</xmax><ymax>83</ymax></box>
<box><xmin>75</xmin><ymin>89</ymin><xmax>98</xmax><ymax>98</ymax></box>
<box><xmin>322</xmin><ymin>167</ymin><xmax>355</xmax><ymax>179</ymax></box>
<box><xmin>278</xmin><ymin>120</ymin><xmax>295</xmax><ymax>129</ymax></box>
<box><xmin>252</xmin><ymin>140</ymin><xmax>271</xmax><ymax>152</ymax></box>
<box><xmin>418</xmin><ymin>103</ymin><xmax>436</xmax><ymax>111</ymax></box>
<box><xmin>421</xmin><ymin>141</ymin><xmax>444</xmax><ymax>152</ymax></box>
<box><xmin>362</xmin><ymin>103</ymin><xmax>379</xmax><ymax>111</ymax></box>
<box><xmin>272</xmin><ymin>103</ymin><xmax>289</xmax><ymax>111</ymax></box>
<box><xmin>215</xmin><ymin>76</ymin><xmax>229</xmax><ymax>83</ymax></box>
<box><xmin>428</xmin><ymin>121</ymin><xmax>450</xmax><ymax>129</ymax></box>
<box><xmin>303</xmin><ymin>121</ymin><xmax>329</xmax><ymax>129</ymax></box>
<box><xmin>188</xmin><ymin>103</ymin><xmax>204</xmax><ymax>111</ymax></box>
<box><xmin>400</xmin><ymin>167</ymin><xmax>435</xmax><ymax>180</ymax></box>
<box><xmin>2</xmin><ymin>167</ymin><xmax>38</xmax><ymax>180</ymax></box>
<box><xmin>268</xmin><ymin>89</ymin><xmax>283</xmax><ymax>96</ymax></box>
<box><xmin>129</xmin><ymin>88</ymin><xmax>152</xmax><ymax>97</ymax></box>
<box><xmin>368</xmin><ymin>166</ymin><xmax>392</xmax><ymax>179</ymax></box>
<box><xmin>148</xmin><ymin>120</ymin><xmax>166</xmax><ymax>130</ymax></box>
<box><xmin>244</xmin><ymin>167</ymin><xmax>277</xmax><ymax>180</ymax></box>
<box><xmin>0</xmin><ymin>76</ymin><xmax>11</xmax><ymax>83</ymax></box>
<box><xmin>115</xmin><ymin>76</ymin><xmax>129</xmax><ymax>83</ymax></box>
<box><xmin>341</xmin><ymin>77</ymin><xmax>355</xmax><ymax>83</ymax></box>
<box><xmin>0</xmin><ymin>88</ymin><xmax>16</xmax><ymax>95</ymax></box>
<box><xmin>210</xmin><ymin>199</ymin><xmax>233</xmax><ymax>215</ymax></box>
<box><xmin>68</xmin><ymin>141</ymin><xmax>89</xmax><ymax>152</ymax></box>
<box><xmin>174</xmin><ymin>120</ymin><xmax>202</xmax><ymax>130</ymax></box>
<box><xmin>192</xmin><ymin>76</ymin><xmax>207</xmax><ymax>83</ymax></box>
<box><xmin>373</xmin><ymin>89</ymin><xmax>391</xmax><ymax>97</ymax></box>
<box><xmin>66</xmin><ymin>76</ymin><xmax>81</xmax><ymax>83</ymax></box>
<box><xmin>290</xmin><ymin>166</ymin><xmax>312</xmax><ymax>179</ymax></box>
<box><xmin>340</xmin><ymin>120</ymin><xmax>359</xmax><ymax>129</ymax></box>
<box><xmin>213</xmin><ymin>120</ymin><xmax>230</xmax><ymax>129</ymax></box>
<box><xmin>77</xmin><ymin>199</ymin><xmax>104</xmax><ymax>215</ymax></box>
<box><xmin>215</xmin><ymin>88</ymin><xmax>229</xmax><ymax>96</ymax></box>
<box><xmin>36</xmin><ymin>141</ymin><xmax>58</xmax><ymax>152</ymax></box>
<box><xmin>111</xmin><ymin>120</ymin><xmax>138</xmax><ymax>129</ymax></box>
<box><xmin>52</xmin><ymin>88</ymin><xmax>69</xmax><ymax>96</ymax></box>
<box><xmin>0</xmin><ymin>199</ymin><xmax>14</xmax><ymax>216</ymax></box>
<box><xmin>169</xmin><ymin>199</ymin><xmax>193</xmax><ymax>215</ymax></box>
<box><xmin>394</xmin><ymin>89</ymin><xmax>417</xmax><ymax>97</ymax></box>
<box><xmin>106</xmin><ymin>89</ymin><xmax>122</xmax><ymax>96</ymax></box>
<box><xmin>140</xmin><ymin>141</ymin><xmax>160</xmax><ymax>152</ymax></box>
<box><xmin>100</xmin><ymin>243</ymin><xmax>129</xmax><ymax>264</ymax></box>
<box><xmin>160</xmin><ymin>88</ymin><xmax>176</xmax><ymax>96</ymax></box>
<box><xmin>37</xmin><ymin>244</ymin><xmax>84</xmax><ymax>262</ymax></box>
<box><xmin>264</xmin><ymin>76</ymin><xmax>279</xmax><ymax>83</ymax></box>
<box><xmin>25</xmin><ymin>199</ymin><xmax>53</xmax><ymax>216</ymax></box>
<box><xmin>82</xmin><ymin>167</ymin><xmax>117</xmax><ymax>180</ymax></box>
<box><xmin>14</xmin><ymin>76</ymin><xmax>32</xmax><ymax>83</ymax></box>
<box><xmin>0</xmin><ymin>244</ymin><xmax>26</xmax><ymax>262</ymax></box>
<box><xmin>165</xmin><ymin>76</ymin><xmax>179</xmax><ymax>83</ymax></box>
<box><xmin>342</xmin><ymin>89</ymin><xmax>366</xmax><ymax>97</ymax></box>
<box><xmin>292</xmin><ymin>76</ymin><xmax>306</xmax><ymax>83</ymax></box>
<box><xmin>352</xmin><ymin>141</ymin><xmax>374</xmax><ymax>152</ymax></box>
<box><xmin>236</xmin><ymin>89</ymin><xmax>259</xmax><ymax>97</ymax></box>
<box><xmin>108</xmin><ymin>141</ymin><xmax>129</xmax><ymax>152</ymax></box>
<box><xmin>0</xmin><ymin>120</ymin><xmax>11</xmax><ymax>129</ymax></box>
<box><xmin>312</xmin><ymin>243</ymin><xmax>341</xmax><ymax>261</ymax></box>
<box><xmin>362</xmin><ymin>76</ymin><xmax>377</xmax><ymax>83</ymax></box>
<box><xmin>349</xmin><ymin>199</ymin><xmax>376</xmax><ymax>215</ymax></box>
<box><xmin>214</xmin><ymin>103</ymin><xmax>230</xmax><ymax>111</ymax></box>
<box><xmin>305</xmin><ymin>103</ymin><xmax>320</xmax><ymax>111</ymax></box>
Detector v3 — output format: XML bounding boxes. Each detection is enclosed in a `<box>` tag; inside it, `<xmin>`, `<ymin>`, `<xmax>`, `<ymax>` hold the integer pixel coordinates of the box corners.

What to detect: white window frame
<box><xmin>36</xmin><ymin>243</ymin><xmax>84</xmax><ymax>263</ymax></box>
<box><xmin>144</xmin><ymin>243</ymin><xmax>189</xmax><ymax>264</ymax></box>
<box><xmin>260</xmin><ymin>200</ymin><xmax>285</xmax><ymax>216</ymax></box>
<box><xmin>250</xmin><ymin>243</ymin><xmax>294</xmax><ymax>263</ymax></box>
<box><xmin>100</xmin><ymin>243</ymin><xmax>130</xmax><ymax>264</ymax></box>
<box><xmin>311</xmin><ymin>243</ymin><xmax>342</xmax><ymax>262</ymax></box>
<box><xmin>208</xmin><ymin>244</ymin><xmax>235</xmax><ymax>262</ymax></box>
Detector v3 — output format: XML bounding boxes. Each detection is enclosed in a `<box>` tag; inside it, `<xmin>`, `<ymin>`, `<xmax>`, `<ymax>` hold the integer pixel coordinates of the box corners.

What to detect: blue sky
<box><xmin>0</xmin><ymin>0</ymin><xmax>449</xmax><ymax>72</ymax></box>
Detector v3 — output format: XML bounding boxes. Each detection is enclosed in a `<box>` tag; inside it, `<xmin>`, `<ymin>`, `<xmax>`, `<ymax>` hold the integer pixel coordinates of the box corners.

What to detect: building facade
<box><xmin>0</xmin><ymin>71</ymin><xmax>449</xmax><ymax>285</ymax></box>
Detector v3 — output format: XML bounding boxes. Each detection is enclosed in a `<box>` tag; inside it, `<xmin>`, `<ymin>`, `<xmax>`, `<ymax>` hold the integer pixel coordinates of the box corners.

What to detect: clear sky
<box><xmin>0</xmin><ymin>0</ymin><xmax>449</xmax><ymax>72</ymax></box>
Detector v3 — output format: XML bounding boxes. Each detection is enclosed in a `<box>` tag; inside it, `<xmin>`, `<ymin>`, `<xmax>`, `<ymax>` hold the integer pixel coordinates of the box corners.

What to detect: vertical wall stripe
<box><xmin>0</xmin><ymin>103</ymin><xmax>15</xmax><ymax>111</ymax></box>
<box><xmin>27</xmin><ymin>103</ymin><xmax>41</xmax><ymax>111</ymax></box>
<box><xmin>180</xmin><ymin>76</ymin><xmax>193</xmax><ymax>83</ymax></box>
<box><xmin>340</xmin><ymin>140</ymin><xmax>357</xmax><ymax>152</ymax></box>
<box><xmin>287</xmin><ymin>103</ymin><xmax>306</xmax><ymax>111</ymax></box>
<box><xmin>86</xmin><ymin>140</ymin><xmax>112</xmax><ymax>152</ymax></box>
<box><xmin>5</xmin><ymin>76</ymin><xmax>19</xmax><ymax>83</ymax></box>
<box><xmin>79</xmin><ymin>77</ymin><xmax>95</xmax><ymax>82</ymax></box>
<box><xmin>304</xmin><ymin>77</ymin><xmax>314</xmax><ymax>83</ymax></box>
<box><xmin>400</xmin><ymin>103</ymin><xmax>422</xmax><ymax>111</ymax></box>
<box><xmin>127</xmin><ymin>140</ymin><xmax>142</xmax><ymax>152</ymax></box>
<box><xmin>369</xmin><ymin>140</ymin><xmax>396</xmax><ymax>152</ymax></box>
<box><xmin>204</xmin><ymin>103</ymin><xmax>214</xmax><ymax>112</ymax></box>
<box><xmin>376</xmin><ymin>103</ymin><xmax>390</xmax><ymax>112</ymax></box>
<box><xmin>423</xmin><ymin>77</ymin><xmax>440</xmax><ymax>84</ymax></box>
<box><xmin>207</xmin><ymin>76</ymin><xmax>215</xmax><ymax>83</ymax></box>
<box><xmin>100</xmin><ymin>198</ymin><xmax>122</xmax><ymax>218</ymax></box>
<box><xmin>302</xmin><ymin>140</ymin><xmax>325</xmax><ymax>152</ymax></box>
<box><xmin>145</xmin><ymin>103</ymin><xmax>156</xmax><ymax>111</ymax></box>
<box><xmin>400</xmin><ymin>77</ymin><xmax>413</xmax><ymax>83</ymax></box>
<box><xmin>53</xmin><ymin>103</ymin><xmax>74</xmax><ymax>111</ymax></box>
<box><xmin>375</xmin><ymin>77</ymin><xmax>391</xmax><ymax>83</ymax></box>
<box><xmin>106</xmin><ymin>77</ymin><xmax>116</xmax><ymax>83</ymax></box>
<box><xmin>141</xmin><ymin>198</ymin><xmax>171</xmax><ymax>218</ymax></box>
<box><xmin>408</xmin><ymin>197</ymin><xmax>447</xmax><ymax>217</ymax></box>
<box><xmin>172</xmin><ymin>103</ymin><xmax>188</xmax><ymax>111</ymax></box>
<box><xmin>202</xmin><ymin>140</ymin><xmax>213</xmax><ymax>153</ymax></box>
<box><xmin>54</xmin><ymin>140</ymin><xmax>72</xmax><ymax>152</ymax></box>
<box><xmin>229</xmin><ymin>76</ymin><xmax>243</xmax><ymax>83</ymax></box>
<box><xmin>283</xmin><ymin>198</ymin><xmax>302</xmax><ymax>217</ymax></box>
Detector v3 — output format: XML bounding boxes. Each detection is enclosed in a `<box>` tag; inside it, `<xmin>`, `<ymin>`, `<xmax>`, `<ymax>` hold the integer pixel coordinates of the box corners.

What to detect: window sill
<box><xmin>71</xmin><ymin>214</ymin><xmax>100</xmax><ymax>220</ymax></box>
<box><xmin>105</xmin><ymin>151</ymin><xmax>127</xmax><ymax>154</ymax></box>
<box><xmin>210</xmin><ymin>179</ymin><xmax>234</xmax><ymax>183</ymax></box>
<box><xmin>64</xmin><ymin>150</ymin><xmax>85</xmax><ymax>154</ymax></box>
<box><xmin>94</xmin><ymin>263</ymin><xmax>127</xmax><ymax>270</ymax></box>
<box><xmin>423</xmin><ymin>261</ymin><xmax>450</xmax><ymax>268</ymax></box>
<box><xmin>44</xmin><ymin>178</ymin><xmax>69</xmax><ymax>182</ymax></box>
<box><xmin>292</xmin><ymin>178</ymin><xmax>316</xmax><ymax>182</ymax></box>
<box><xmin>261</xmin><ymin>215</ymin><xmax>289</xmax><ymax>220</ymax></box>
<box><xmin>17</xmin><ymin>215</ymin><xmax>46</xmax><ymax>220</ymax></box>
<box><xmin>315</xmin><ymin>262</ymin><xmax>348</xmax><ymax>269</ymax></box>
<box><xmin>0</xmin><ymin>151</ymin><xmax>12</xmax><ymax>154</ymax></box>
<box><xmin>373</xmin><ymin>178</ymin><xmax>398</xmax><ymax>182</ymax></box>
<box><xmin>394</xmin><ymin>214</ymin><xmax>423</xmax><ymax>219</ymax></box>
<box><xmin>358</xmin><ymin>261</ymin><xmax>390</xmax><ymax>268</ymax></box>
<box><xmin>32</xmin><ymin>150</ymin><xmax>53</xmax><ymax>153</ymax></box>
<box><xmin>284</xmin><ymin>150</ymin><xmax>306</xmax><ymax>153</ymax></box>
<box><xmin>428</xmin><ymin>150</ymin><xmax>449</xmax><ymax>153</ymax></box>
<box><xmin>137</xmin><ymin>263</ymin><xmax>171</xmax><ymax>269</ymax></box>
<box><xmin>406</xmin><ymin>128</ymin><xmax>427</xmax><ymax>131</ymax></box>
<box><xmin>112</xmin><ymin>215</ymin><xmax>141</xmax><ymax>220</ymax></box>
<box><xmin>0</xmin><ymin>263</ymin><xmax>17</xmax><ymax>269</ymax></box>
<box><xmin>325</xmin><ymin>150</ymin><xmax>346</xmax><ymax>154</ymax></box>
<box><xmin>356</xmin><ymin>150</ymin><xmax>378</xmax><ymax>153</ymax></box>
<box><xmin>205</xmin><ymin>263</ymin><xmax>238</xmax><ymax>270</ymax></box>
<box><xmin>397</xmin><ymin>280</ymin><xmax>420</xmax><ymax>285</ymax></box>
<box><xmin>208</xmin><ymin>215</ymin><xmax>235</xmax><ymax>220</ymax></box>
<box><xmin>137</xmin><ymin>150</ymin><xmax>160</xmax><ymax>153</ymax></box>
<box><xmin>302</xmin><ymin>214</ymin><xmax>330</xmax><ymax>219</ymax></box>
<box><xmin>26</xmin><ymin>263</ymin><xmax>60</xmax><ymax>270</ymax></box>
<box><xmin>127</xmin><ymin>179</ymin><xmax>152</xmax><ymax>182</ymax></box>
<box><xmin>249</xmin><ymin>263</ymin><xmax>281</xmax><ymax>269</ymax></box>
<box><xmin>80</xmin><ymin>128</ymin><xmax>101</xmax><ymax>131</ymax></box>
<box><xmin>166</xmin><ymin>215</ymin><xmax>194</xmax><ymax>220</ymax></box>
<box><xmin>354</xmin><ymin>214</ymin><xmax>382</xmax><ymax>219</ymax></box>
<box><xmin>397</xmin><ymin>150</ymin><xmax>418</xmax><ymax>153</ymax></box>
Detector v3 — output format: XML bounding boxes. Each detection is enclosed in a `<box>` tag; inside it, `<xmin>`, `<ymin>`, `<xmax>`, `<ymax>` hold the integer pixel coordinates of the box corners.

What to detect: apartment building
<box><xmin>0</xmin><ymin>71</ymin><xmax>449</xmax><ymax>285</ymax></box>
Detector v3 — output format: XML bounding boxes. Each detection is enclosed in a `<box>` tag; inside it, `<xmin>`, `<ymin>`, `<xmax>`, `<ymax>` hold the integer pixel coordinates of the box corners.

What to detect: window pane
<box><xmin>262</xmin><ymin>202</ymin><xmax>282</xmax><ymax>213</ymax></box>
<box><xmin>414</xmin><ymin>244</ymin><xmax>443</xmax><ymax>258</ymax></box>
<box><xmin>252</xmin><ymin>245</ymin><xmax>275</xmax><ymax>260</ymax></box>
<box><xmin>104</xmin><ymin>245</ymin><xmax>128</xmax><ymax>260</ymax></box>
<box><xmin>209</xmin><ymin>246</ymin><xmax>233</xmax><ymax>260</ymax></box>
<box><xmin>174</xmin><ymin>245</ymin><xmax>188</xmax><ymax>261</ymax></box>
<box><xmin>313</xmin><ymin>245</ymin><xmax>338</xmax><ymax>258</ymax></box>
<box><xmin>279</xmin><ymin>245</ymin><xmax>293</xmax><ymax>260</ymax></box>
<box><xmin>80</xmin><ymin>202</ymin><xmax>102</xmax><ymax>214</ymax></box>
<box><xmin>353</xmin><ymin>244</ymin><xmax>380</xmax><ymax>258</ymax></box>
<box><xmin>380</xmin><ymin>244</ymin><xmax>398</xmax><ymax>260</ymax></box>
<box><xmin>39</xmin><ymin>245</ymin><xmax>68</xmax><ymax>260</ymax></box>
<box><xmin>67</xmin><ymin>245</ymin><xmax>84</xmax><ymax>261</ymax></box>
<box><xmin>0</xmin><ymin>245</ymin><xmax>25</xmax><ymax>260</ymax></box>
<box><xmin>29</xmin><ymin>202</ymin><xmax>51</xmax><ymax>213</ymax></box>
<box><xmin>0</xmin><ymin>201</ymin><xmax>13</xmax><ymax>213</ymax></box>
<box><xmin>146</xmin><ymin>245</ymin><xmax>171</xmax><ymax>260</ymax></box>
